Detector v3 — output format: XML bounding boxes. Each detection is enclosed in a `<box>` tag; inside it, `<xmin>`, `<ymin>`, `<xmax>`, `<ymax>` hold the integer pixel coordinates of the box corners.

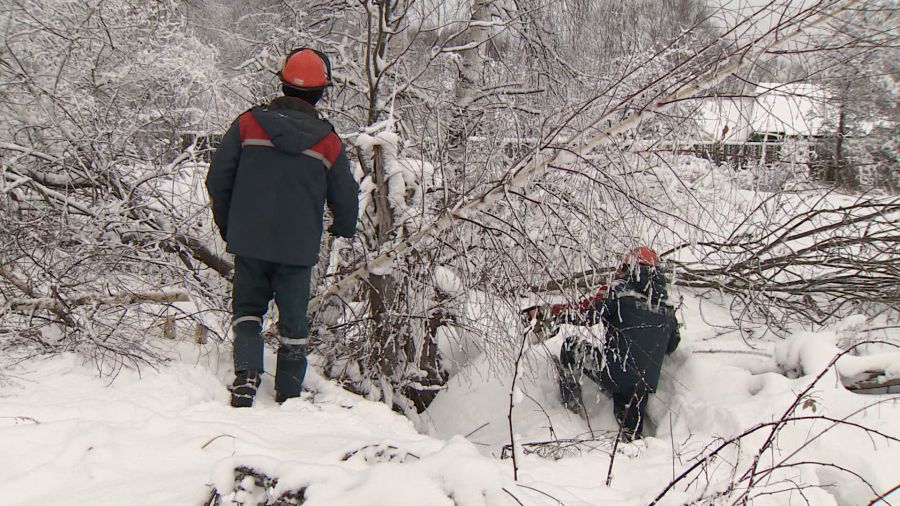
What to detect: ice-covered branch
<box><xmin>309</xmin><ymin>0</ymin><xmax>862</xmax><ymax>311</ymax></box>
<box><xmin>8</xmin><ymin>289</ymin><xmax>190</xmax><ymax>312</ymax></box>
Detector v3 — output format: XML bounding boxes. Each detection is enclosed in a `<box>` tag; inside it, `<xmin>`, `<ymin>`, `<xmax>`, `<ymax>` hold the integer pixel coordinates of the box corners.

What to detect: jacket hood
<box><xmin>623</xmin><ymin>265</ymin><xmax>669</xmax><ymax>303</ymax></box>
<box><xmin>251</xmin><ymin>97</ymin><xmax>332</xmax><ymax>155</ymax></box>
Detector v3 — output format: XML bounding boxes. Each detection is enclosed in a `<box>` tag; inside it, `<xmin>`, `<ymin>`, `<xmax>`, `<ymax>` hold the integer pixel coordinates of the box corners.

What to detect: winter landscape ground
<box><xmin>2</xmin><ymin>279</ymin><xmax>898</xmax><ymax>505</ymax></box>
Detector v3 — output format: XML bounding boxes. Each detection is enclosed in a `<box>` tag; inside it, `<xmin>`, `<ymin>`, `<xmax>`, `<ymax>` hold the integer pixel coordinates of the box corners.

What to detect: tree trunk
<box><xmin>448</xmin><ymin>0</ymin><xmax>496</xmax><ymax>160</ymax></box>
<box><xmin>830</xmin><ymin>100</ymin><xmax>846</xmax><ymax>183</ymax></box>
<box><xmin>365</xmin><ymin>147</ymin><xmax>448</xmax><ymax>413</ymax></box>
<box><xmin>368</xmin><ymin>145</ymin><xmax>399</xmax><ymax>381</ymax></box>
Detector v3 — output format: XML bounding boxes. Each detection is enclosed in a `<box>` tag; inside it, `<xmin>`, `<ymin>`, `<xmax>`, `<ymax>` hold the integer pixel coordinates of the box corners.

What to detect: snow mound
<box><xmin>0</xmin><ymin>347</ymin><xmax>516</xmax><ymax>506</ymax></box>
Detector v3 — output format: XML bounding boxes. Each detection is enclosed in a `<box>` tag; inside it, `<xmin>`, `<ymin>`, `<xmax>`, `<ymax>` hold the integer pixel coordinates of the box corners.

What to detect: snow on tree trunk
<box><xmin>448</xmin><ymin>0</ymin><xmax>499</xmax><ymax>159</ymax></box>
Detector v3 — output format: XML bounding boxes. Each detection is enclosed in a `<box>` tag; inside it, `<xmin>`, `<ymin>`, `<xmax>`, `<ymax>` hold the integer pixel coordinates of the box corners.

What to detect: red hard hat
<box><xmin>280</xmin><ymin>48</ymin><xmax>331</xmax><ymax>90</ymax></box>
<box><xmin>623</xmin><ymin>246</ymin><xmax>659</xmax><ymax>267</ymax></box>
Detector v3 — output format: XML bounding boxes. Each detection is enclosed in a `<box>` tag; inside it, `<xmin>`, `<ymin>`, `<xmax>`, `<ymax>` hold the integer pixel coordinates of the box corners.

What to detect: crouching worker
<box><xmin>524</xmin><ymin>247</ymin><xmax>680</xmax><ymax>441</ymax></box>
<box><xmin>206</xmin><ymin>48</ymin><xmax>359</xmax><ymax>407</ymax></box>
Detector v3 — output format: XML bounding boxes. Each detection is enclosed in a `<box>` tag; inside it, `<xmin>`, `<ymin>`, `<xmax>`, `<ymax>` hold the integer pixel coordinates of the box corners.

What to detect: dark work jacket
<box><xmin>559</xmin><ymin>266</ymin><xmax>680</xmax><ymax>393</ymax></box>
<box><xmin>206</xmin><ymin>97</ymin><xmax>358</xmax><ymax>266</ymax></box>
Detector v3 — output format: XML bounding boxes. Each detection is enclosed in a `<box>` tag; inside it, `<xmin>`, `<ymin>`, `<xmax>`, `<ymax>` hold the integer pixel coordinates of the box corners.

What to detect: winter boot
<box><xmin>230</xmin><ymin>369</ymin><xmax>261</xmax><ymax>408</ymax></box>
<box><xmin>274</xmin><ymin>343</ymin><xmax>307</xmax><ymax>403</ymax></box>
<box><xmin>559</xmin><ymin>372</ymin><xmax>584</xmax><ymax>415</ymax></box>
<box><xmin>613</xmin><ymin>391</ymin><xmax>646</xmax><ymax>440</ymax></box>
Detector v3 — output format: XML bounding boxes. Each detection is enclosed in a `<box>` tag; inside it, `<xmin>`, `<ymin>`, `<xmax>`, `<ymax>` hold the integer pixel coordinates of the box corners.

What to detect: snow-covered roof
<box><xmin>695</xmin><ymin>82</ymin><xmax>834</xmax><ymax>142</ymax></box>
<box><xmin>750</xmin><ymin>82</ymin><xmax>832</xmax><ymax>137</ymax></box>
<box><xmin>695</xmin><ymin>97</ymin><xmax>755</xmax><ymax>143</ymax></box>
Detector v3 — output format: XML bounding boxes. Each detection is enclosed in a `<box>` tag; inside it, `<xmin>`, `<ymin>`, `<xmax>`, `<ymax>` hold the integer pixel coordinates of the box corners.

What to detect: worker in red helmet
<box><xmin>206</xmin><ymin>48</ymin><xmax>358</xmax><ymax>407</ymax></box>
<box><xmin>524</xmin><ymin>247</ymin><xmax>680</xmax><ymax>441</ymax></box>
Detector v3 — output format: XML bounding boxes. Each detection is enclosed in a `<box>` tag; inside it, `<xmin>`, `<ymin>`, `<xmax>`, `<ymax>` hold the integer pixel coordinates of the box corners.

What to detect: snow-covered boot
<box><xmin>274</xmin><ymin>343</ymin><xmax>307</xmax><ymax>403</ymax></box>
<box><xmin>559</xmin><ymin>373</ymin><xmax>584</xmax><ymax>415</ymax></box>
<box><xmin>230</xmin><ymin>369</ymin><xmax>261</xmax><ymax>408</ymax></box>
<box><xmin>613</xmin><ymin>391</ymin><xmax>647</xmax><ymax>440</ymax></box>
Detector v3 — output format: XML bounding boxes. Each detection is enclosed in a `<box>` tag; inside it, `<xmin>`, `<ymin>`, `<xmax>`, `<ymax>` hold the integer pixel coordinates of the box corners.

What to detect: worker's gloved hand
<box><xmin>521</xmin><ymin>305</ymin><xmax>547</xmax><ymax>323</ymax></box>
<box><xmin>521</xmin><ymin>305</ymin><xmax>559</xmax><ymax>343</ymax></box>
<box><xmin>328</xmin><ymin>224</ymin><xmax>355</xmax><ymax>239</ymax></box>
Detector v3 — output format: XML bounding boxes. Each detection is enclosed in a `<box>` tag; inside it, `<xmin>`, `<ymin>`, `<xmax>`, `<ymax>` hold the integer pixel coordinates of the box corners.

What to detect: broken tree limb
<box><xmin>778</xmin><ymin>334</ymin><xmax>900</xmax><ymax>393</ymax></box>
<box><xmin>844</xmin><ymin>370</ymin><xmax>900</xmax><ymax>393</ymax></box>
<box><xmin>0</xmin><ymin>264</ymin><xmax>78</xmax><ymax>326</ymax></box>
<box><xmin>171</xmin><ymin>233</ymin><xmax>233</xmax><ymax>278</ymax></box>
<box><xmin>4</xmin><ymin>165</ymin><xmax>233</xmax><ymax>279</ymax></box>
<box><xmin>309</xmin><ymin>0</ymin><xmax>859</xmax><ymax>311</ymax></box>
<box><xmin>8</xmin><ymin>289</ymin><xmax>190</xmax><ymax>312</ymax></box>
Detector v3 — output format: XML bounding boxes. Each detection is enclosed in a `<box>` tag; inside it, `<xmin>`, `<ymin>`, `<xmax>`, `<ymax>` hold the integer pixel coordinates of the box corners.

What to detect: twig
<box><xmin>507</xmin><ymin>329</ymin><xmax>531</xmax><ymax>481</ymax></box>
<box><xmin>200</xmin><ymin>434</ymin><xmax>236</xmax><ymax>450</ymax></box>
<box><xmin>0</xmin><ymin>416</ymin><xmax>41</xmax><ymax>425</ymax></box>
<box><xmin>9</xmin><ymin>289</ymin><xmax>190</xmax><ymax>312</ymax></box>
<box><xmin>464</xmin><ymin>422</ymin><xmax>490</xmax><ymax>439</ymax></box>
<box><xmin>515</xmin><ymin>483</ymin><xmax>566</xmax><ymax>505</ymax></box>
<box><xmin>502</xmin><ymin>487</ymin><xmax>525</xmax><ymax>506</ymax></box>
<box><xmin>868</xmin><ymin>483</ymin><xmax>900</xmax><ymax>506</ymax></box>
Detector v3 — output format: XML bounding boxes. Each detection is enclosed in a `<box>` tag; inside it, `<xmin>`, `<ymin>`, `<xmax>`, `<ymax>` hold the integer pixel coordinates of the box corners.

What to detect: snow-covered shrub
<box><xmin>0</xmin><ymin>0</ymin><xmax>234</xmax><ymax>368</ymax></box>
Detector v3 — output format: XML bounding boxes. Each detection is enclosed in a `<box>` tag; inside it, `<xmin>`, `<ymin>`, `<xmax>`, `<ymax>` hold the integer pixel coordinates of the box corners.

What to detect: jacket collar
<box><xmin>269</xmin><ymin>96</ymin><xmax>319</xmax><ymax>118</ymax></box>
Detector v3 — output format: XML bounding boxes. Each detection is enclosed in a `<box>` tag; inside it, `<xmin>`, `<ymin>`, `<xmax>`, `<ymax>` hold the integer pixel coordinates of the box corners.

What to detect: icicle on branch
<box><xmin>310</xmin><ymin>0</ymin><xmax>860</xmax><ymax>311</ymax></box>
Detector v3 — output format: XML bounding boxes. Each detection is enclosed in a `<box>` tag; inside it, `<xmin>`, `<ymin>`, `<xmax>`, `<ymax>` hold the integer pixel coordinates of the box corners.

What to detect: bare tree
<box><xmin>812</xmin><ymin>1</ymin><xmax>899</xmax><ymax>189</ymax></box>
<box><xmin>1</xmin><ymin>0</ymin><xmax>232</xmax><ymax>368</ymax></box>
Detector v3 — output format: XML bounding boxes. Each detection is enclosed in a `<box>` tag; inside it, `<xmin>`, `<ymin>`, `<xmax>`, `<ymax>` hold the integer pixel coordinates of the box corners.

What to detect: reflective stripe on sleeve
<box><xmin>242</xmin><ymin>139</ymin><xmax>275</xmax><ymax>148</ymax></box>
<box><xmin>301</xmin><ymin>149</ymin><xmax>332</xmax><ymax>169</ymax></box>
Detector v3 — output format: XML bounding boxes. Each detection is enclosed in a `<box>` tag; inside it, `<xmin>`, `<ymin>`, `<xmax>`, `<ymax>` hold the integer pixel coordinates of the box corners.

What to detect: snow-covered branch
<box><xmin>309</xmin><ymin>0</ymin><xmax>863</xmax><ymax>311</ymax></box>
<box><xmin>8</xmin><ymin>289</ymin><xmax>190</xmax><ymax>312</ymax></box>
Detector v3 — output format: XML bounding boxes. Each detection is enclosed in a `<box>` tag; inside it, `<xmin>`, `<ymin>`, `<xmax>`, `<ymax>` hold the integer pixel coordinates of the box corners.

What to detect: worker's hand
<box><xmin>521</xmin><ymin>305</ymin><xmax>559</xmax><ymax>343</ymax></box>
<box><xmin>521</xmin><ymin>305</ymin><xmax>546</xmax><ymax>323</ymax></box>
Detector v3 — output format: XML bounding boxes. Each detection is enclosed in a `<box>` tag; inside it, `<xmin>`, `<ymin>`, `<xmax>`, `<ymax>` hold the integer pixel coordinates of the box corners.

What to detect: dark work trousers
<box><xmin>559</xmin><ymin>336</ymin><xmax>649</xmax><ymax>438</ymax></box>
<box><xmin>232</xmin><ymin>255</ymin><xmax>312</xmax><ymax>398</ymax></box>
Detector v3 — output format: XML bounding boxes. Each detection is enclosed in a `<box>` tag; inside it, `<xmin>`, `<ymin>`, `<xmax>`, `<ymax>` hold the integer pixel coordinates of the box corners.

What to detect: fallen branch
<box><xmin>0</xmin><ymin>264</ymin><xmax>77</xmax><ymax>326</ymax></box>
<box><xmin>846</xmin><ymin>371</ymin><xmax>900</xmax><ymax>393</ymax></box>
<box><xmin>205</xmin><ymin>466</ymin><xmax>307</xmax><ymax>506</ymax></box>
<box><xmin>9</xmin><ymin>289</ymin><xmax>190</xmax><ymax>312</ymax></box>
<box><xmin>652</xmin><ymin>340</ymin><xmax>900</xmax><ymax>504</ymax></box>
<box><xmin>500</xmin><ymin>433</ymin><xmax>619</xmax><ymax>460</ymax></box>
<box><xmin>308</xmin><ymin>0</ymin><xmax>860</xmax><ymax>311</ymax></box>
<box><xmin>171</xmin><ymin>233</ymin><xmax>233</xmax><ymax>278</ymax></box>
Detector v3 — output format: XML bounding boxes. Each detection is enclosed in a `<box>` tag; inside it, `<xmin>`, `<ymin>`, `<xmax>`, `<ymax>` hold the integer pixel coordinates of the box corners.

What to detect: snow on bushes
<box><xmin>775</xmin><ymin>316</ymin><xmax>900</xmax><ymax>388</ymax></box>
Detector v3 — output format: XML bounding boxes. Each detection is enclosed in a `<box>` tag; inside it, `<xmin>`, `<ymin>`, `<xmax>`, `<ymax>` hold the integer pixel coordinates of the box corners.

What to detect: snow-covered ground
<box><xmin>2</xmin><ymin>290</ymin><xmax>897</xmax><ymax>505</ymax></box>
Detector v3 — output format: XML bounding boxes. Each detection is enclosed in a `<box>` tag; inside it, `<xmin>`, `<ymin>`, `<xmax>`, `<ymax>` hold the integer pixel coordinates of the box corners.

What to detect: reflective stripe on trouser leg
<box><xmin>271</xmin><ymin>264</ymin><xmax>312</xmax><ymax>398</ymax></box>
<box><xmin>232</xmin><ymin>255</ymin><xmax>274</xmax><ymax>374</ymax></box>
<box><xmin>232</xmin><ymin>316</ymin><xmax>263</xmax><ymax>328</ymax></box>
<box><xmin>232</xmin><ymin>316</ymin><xmax>264</xmax><ymax>372</ymax></box>
<box><xmin>279</xmin><ymin>336</ymin><xmax>308</xmax><ymax>346</ymax></box>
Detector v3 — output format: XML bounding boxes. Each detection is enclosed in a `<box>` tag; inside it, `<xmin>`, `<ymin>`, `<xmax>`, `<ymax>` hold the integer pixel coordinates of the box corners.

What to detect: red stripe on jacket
<box><xmin>238</xmin><ymin>112</ymin><xmax>273</xmax><ymax>147</ymax></box>
<box><xmin>549</xmin><ymin>285</ymin><xmax>609</xmax><ymax>316</ymax></box>
<box><xmin>238</xmin><ymin>111</ymin><xmax>341</xmax><ymax>169</ymax></box>
<box><xmin>304</xmin><ymin>131</ymin><xmax>342</xmax><ymax>169</ymax></box>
